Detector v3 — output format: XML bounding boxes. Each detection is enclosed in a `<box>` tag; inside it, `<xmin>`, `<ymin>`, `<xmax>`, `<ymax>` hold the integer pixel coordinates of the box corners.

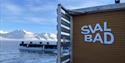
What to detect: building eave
<box><xmin>68</xmin><ymin>3</ymin><xmax>125</xmax><ymax>16</ymax></box>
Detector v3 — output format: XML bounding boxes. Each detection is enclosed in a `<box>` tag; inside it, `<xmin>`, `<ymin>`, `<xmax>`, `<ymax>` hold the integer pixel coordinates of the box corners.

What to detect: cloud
<box><xmin>67</xmin><ymin>1</ymin><xmax>105</xmax><ymax>9</ymax></box>
<box><xmin>28</xmin><ymin>5</ymin><xmax>56</xmax><ymax>12</ymax></box>
<box><xmin>0</xmin><ymin>0</ymin><xmax>57</xmax><ymax>24</ymax></box>
<box><xmin>1</xmin><ymin>3</ymin><xmax>24</xmax><ymax>15</ymax></box>
<box><xmin>27</xmin><ymin>17</ymin><xmax>48</xmax><ymax>24</ymax></box>
<box><xmin>0</xmin><ymin>0</ymin><xmax>57</xmax><ymax>33</ymax></box>
<box><xmin>26</xmin><ymin>17</ymin><xmax>56</xmax><ymax>25</ymax></box>
<box><xmin>23</xmin><ymin>0</ymin><xmax>57</xmax><ymax>13</ymax></box>
<box><xmin>0</xmin><ymin>30</ymin><xmax>8</xmax><ymax>34</ymax></box>
<box><xmin>58</xmin><ymin>0</ymin><xmax>125</xmax><ymax>9</ymax></box>
<box><xmin>0</xmin><ymin>16</ymin><xmax>56</xmax><ymax>25</ymax></box>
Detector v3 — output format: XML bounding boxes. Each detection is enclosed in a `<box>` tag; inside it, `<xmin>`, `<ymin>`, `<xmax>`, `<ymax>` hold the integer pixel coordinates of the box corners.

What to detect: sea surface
<box><xmin>0</xmin><ymin>41</ymin><xmax>56</xmax><ymax>63</ymax></box>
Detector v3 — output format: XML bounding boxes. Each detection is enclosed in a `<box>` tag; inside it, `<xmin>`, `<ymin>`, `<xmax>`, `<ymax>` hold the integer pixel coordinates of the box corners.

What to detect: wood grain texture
<box><xmin>72</xmin><ymin>10</ymin><xmax>125</xmax><ymax>63</ymax></box>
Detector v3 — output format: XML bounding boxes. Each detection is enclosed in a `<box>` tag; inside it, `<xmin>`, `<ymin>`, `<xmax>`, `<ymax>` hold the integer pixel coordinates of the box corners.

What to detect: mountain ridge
<box><xmin>0</xmin><ymin>29</ymin><xmax>57</xmax><ymax>41</ymax></box>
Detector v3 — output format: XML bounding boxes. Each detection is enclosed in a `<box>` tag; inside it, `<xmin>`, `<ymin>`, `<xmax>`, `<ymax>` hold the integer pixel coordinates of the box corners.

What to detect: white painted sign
<box><xmin>81</xmin><ymin>22</ymin><xmax>114</xmax><ymax>44</ymax></box>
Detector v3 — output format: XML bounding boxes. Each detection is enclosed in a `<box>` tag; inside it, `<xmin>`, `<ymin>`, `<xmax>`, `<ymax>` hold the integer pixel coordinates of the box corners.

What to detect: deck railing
<box><xmin>57</xmin><ymin>4</ymin><xmax>73</xmax><ymax>63</ymax></box>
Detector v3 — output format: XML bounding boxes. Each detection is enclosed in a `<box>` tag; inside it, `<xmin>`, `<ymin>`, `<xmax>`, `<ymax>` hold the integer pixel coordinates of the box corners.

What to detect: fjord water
<box><xmin>0</xmin><ymin>41</ymin><xmax>56</xmax><ymax>63</ymax></box>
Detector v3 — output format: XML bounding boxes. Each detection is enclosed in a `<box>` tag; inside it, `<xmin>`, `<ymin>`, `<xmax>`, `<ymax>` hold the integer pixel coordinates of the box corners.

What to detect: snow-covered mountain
<box><xmin>0</xmin><ymin>29</ymin><xmax>57</xmax><ymax>41</ymax></box>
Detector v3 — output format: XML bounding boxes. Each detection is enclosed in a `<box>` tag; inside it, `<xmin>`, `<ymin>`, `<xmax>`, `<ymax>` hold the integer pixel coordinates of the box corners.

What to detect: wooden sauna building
<box><xmin>57</xmin><ymin>3</ymin><xmax>125</xmax><ymax>63</ymax></box>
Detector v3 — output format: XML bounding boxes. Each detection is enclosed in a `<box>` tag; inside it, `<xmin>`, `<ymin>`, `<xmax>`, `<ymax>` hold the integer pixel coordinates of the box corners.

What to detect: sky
<box><xmin>0</xmin><ymin>0</ymin><xmax>125</xmax><ymax>33</ymax></box>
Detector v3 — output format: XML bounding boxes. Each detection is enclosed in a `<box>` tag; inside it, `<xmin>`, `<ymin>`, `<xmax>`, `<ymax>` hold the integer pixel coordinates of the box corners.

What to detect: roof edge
<box><xmin>68</xmin><ymin>3</ymin><xmax>125</xmax><ymax>15</ymax></box>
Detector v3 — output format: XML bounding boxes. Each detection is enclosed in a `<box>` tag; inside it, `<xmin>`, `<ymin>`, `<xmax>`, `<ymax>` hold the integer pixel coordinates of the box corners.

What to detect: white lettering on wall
<box><xmin>81</xmin><ymin>21</ymin><xmax>114</xmax><ymax>44</ymax></box>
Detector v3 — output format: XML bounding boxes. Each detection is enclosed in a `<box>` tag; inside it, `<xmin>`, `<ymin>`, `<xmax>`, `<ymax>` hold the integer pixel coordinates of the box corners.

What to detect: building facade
<box><xmin>57</xmin><ymin>3</ymin><xmax>125</xmax><ymax>63</ymax></box>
